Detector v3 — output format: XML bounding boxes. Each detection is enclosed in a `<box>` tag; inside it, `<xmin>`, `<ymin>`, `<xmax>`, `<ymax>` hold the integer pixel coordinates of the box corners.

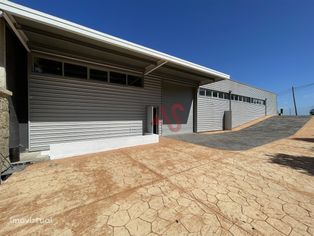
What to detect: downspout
<box><xmin>265</xmin><ymin>98</ymin><xmax>267</xmax><ymax>116</ymax></box>
<box><xmin>229</xmin><ymin>90</ymin><xmax>232</xmax><ymax>111</ymax></box>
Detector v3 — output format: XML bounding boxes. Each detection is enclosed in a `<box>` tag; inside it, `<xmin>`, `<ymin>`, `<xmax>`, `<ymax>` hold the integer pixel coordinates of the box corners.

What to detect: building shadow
<box><xmin>268</xmin><ymin>153</ymin><xmax>314</xmax><ymax>176</ymax></box>
<box><xmin>292</xmin><ymin>138</ymin><xmax>314</xmax><ymax>143</ymax></box>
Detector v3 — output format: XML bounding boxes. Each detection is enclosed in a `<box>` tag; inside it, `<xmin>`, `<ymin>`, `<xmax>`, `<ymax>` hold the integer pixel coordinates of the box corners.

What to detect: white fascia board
<box><xmin>0</xmin><ymin>0</ymin><xmax>230</xmax><ymax>79</ymax></box>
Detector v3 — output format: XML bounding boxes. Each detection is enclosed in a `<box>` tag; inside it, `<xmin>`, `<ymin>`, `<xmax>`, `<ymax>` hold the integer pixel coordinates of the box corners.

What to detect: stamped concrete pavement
<box><xmin>0</xmin><ymin>117</ymin><xmax>313</xmax><ymax>235</ymax></box>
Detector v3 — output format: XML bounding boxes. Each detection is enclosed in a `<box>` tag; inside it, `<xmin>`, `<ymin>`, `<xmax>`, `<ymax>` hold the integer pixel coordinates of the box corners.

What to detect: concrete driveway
<box><xmin>0</xmin><ymin>117</ymin><xmax>313</xmax><ymax>235</ymax></box>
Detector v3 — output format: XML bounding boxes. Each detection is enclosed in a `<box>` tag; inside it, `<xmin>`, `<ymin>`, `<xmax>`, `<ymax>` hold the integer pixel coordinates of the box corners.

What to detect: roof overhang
<box><xmin>0</xmin><ymin>0</ymin><xmax>230</xmax><ymax>84</ymax></box>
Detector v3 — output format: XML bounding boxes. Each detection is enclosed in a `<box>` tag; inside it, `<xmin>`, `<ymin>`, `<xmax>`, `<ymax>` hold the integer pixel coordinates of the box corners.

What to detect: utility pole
<box><xmin>292</xmin><ymin>86</ymin><xmax>298</xmax><ymax>116</ymax></box>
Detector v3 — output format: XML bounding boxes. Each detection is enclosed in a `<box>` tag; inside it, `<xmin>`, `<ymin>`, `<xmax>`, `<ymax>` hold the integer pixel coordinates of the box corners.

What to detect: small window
<box><xmin>239</xmin><ymin>96</ymin><xmax>243</xmax><ymax>102</ymax></box>
<box><xmin>219</xmin><ymin>92</ymin><xmax>224</xmax><ymax>99</ymax></box>
<box><xmin>234</xmin><ymin>95</ymin><xmax>239</xmax><ymax>101</ymax></box>
<box><xmin>64</xmin><ymin>63</ymin><xmax>87</xmax><ymax>79</ymax></box>
<box><xmin>90</xmin><ymin>69</ymin><xmax>108</xmax><ymax>82</ymax></box>
<box><xmin>206</xmin><ymin>90</ymin><xmax>212</xmax><ymax>97</ymax></box>
<box><xmin>128</xmin><ymin>75</ymin><xmax>143</xmax><ymax>87</ymax></box>
<box><xmin>224</xmin><ymin>93</ymin><xmax>230</xmax><ymax>100</ymax></box>
<box><xmin>110</xmin><ymin>72</ymin><xmax>127</xmax><ymax>85</ymax></box>
<box><xmin>199</xmin><ymin>88</ymin><xmax>206</xmax><ymax>96</ymax></box>
<box><xmin>33</xmin><ymin>57</ymin><xmax>62</xmax><ymax>75</ymax></box>
<box><xmin>213</xmin><ymin>91</ymin><xmax>218</xmax><ymax>97</ymax></box>
<box><xmin>263</xmin><ymin>100</ymin><xmax>266</xmax><ymax>105</ymax></box>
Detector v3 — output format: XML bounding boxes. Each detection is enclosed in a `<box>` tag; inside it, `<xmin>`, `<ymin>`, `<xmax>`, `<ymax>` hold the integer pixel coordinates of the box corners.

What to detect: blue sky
<box><xmin>12</xmin><ymin>0</ymin><xmax>314</xmax><ymax>114</ymax></box>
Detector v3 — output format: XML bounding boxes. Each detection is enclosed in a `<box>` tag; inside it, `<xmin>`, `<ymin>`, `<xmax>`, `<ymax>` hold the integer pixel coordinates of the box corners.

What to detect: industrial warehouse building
<box><xmin>0</xmin><ymin>1</ymin><xmax>277</xmax><ymax>157</ymax></box>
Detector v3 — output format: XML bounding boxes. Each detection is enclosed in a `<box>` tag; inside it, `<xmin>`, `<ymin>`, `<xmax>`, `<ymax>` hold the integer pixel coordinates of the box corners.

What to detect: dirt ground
<box><xmin>0</xmin><ymin>117</ymin><xmax>313</xmax><ymax>236</ymax></box>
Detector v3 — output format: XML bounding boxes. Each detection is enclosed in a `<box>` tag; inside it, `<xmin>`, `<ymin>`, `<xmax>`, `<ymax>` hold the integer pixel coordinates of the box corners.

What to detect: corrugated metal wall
<box><xmin>197</xmin><ymin>80</ymin><xmax>277</xmax><ymax>132</ymax></box>
<box><xmin>197</xmin><ymin>97</ymin><xmax>229</xmax><ymax>132</ymax></box>
<box><xmin>162</xmin><ymin>83</ymin><xmax>194</xmax><ymax>135</ymax></box>
<box><xmin>29</xmin><ymin>74</ymin><xmax>162</xmax><ymax>151</ymax></box>
<box><xmin>231</xmin><ymin>101</ymin><xmax>265</xmax><ymax>127</ymax></box>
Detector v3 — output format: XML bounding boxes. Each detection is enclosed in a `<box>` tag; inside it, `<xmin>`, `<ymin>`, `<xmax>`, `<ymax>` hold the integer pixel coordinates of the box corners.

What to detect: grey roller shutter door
<box><xmin>197</xmin><ymin>96</ymin><xmax>229</xmax><ymax>132</ymax></box>
<box><xmin>162</xmin><ymin>83</ymin><xmax>194</xmax><ymax>135</ymax></box>
<box><xmin>29</xmin><ymin>75</ymin><xmax>161</xmax><ymax>151</ymax></box>
<box><xmin>231</xmin><ymin>102</ymin><xmax>265</xmax><ymax>128</ymax></box>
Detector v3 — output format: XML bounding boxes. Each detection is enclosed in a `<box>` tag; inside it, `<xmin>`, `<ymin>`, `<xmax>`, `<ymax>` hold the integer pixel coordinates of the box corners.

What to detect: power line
<box><xmin>295</xmin><ymin>82</ymin><xmax>314</xmax><ymax>90</ymax></box>
<box><xmin>277</xmin><ymin>82</ymin><xmax>314</xmax><ymax>95</ymax></box>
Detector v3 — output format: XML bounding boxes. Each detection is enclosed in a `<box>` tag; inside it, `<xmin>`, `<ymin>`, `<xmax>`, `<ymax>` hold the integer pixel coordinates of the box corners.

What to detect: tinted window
<box><xmin>90</xmin><ymin>69</ymin><xmax>108</xmax><ymax>82</ymax></box>
<box><xmin>64</xmin><ymin>63</ymin><xmax>87</xmax><ymax>79</ymax></box>
<box><xmin>110</xmin><ymin>72</ymin><xmax>126</xmax><ymax>85</ymax></box>
<box><xmin>128</xmin><ymin>75</ymin><xmax>143</xmax><ymax>87</ymax></box>
<box><xmin>219</xmin><ymin>92</ymin><xmax>224</xmax><ymax>98</ymax></box>
<box><xmin>199</xmin><ymin>88</ymin><xmax>206</xmax><ymax>96</ymax></box>
<box><xmin>224</xmin><ymin>93</ymin><xmax>230</xmax><ymax>100</ymax></box>
<box><xmin>206</xmin><ymin>90</ymin><xmax>212</xmax><ymax>97</ymax></box>
<box><xmin>213</xmin><ymin>91</ymin><xmax>218</xmax><ymax>97</ymax></box>
<box><xmin>33</xmin><ymin>57</ymin><xmax>62</xmax><ymax>75</ymax></box>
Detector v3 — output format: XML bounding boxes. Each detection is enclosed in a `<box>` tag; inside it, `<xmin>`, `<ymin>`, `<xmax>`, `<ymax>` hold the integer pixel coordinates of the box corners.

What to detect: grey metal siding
<box><xmin>197</xmin><ymin>96</ymin><xmax>228</xmax><ymax>132</ymax></box>
<box><xmin>197</xmin><ymin>80</ymin><xmax>277</xmax><ymax>132</ymax></box>
<box><xmin>162</xmin><ymin>83</ymin><xmax>194</xmax><ymax>135</ymax></box>
<box><xmin>29</xmin><ymin>74</ymin><xmax>161</xmax><ymax>151</ymax></box>
<box><xmin>231</xmin><ymin>101</ymin><xmax>265</xmax><ymax>128</ymax></box>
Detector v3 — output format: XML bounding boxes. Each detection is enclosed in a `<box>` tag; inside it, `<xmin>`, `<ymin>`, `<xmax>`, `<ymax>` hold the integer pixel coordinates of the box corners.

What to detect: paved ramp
<box><xmin>168</xmin><ymin>116</ymin><xmax>311</xmax><ymax>150</ymax></box>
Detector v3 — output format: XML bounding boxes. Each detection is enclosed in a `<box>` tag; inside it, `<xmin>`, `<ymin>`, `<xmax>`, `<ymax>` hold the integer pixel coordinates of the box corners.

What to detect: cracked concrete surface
<box><xmin>0</xmin><ymin>117</ymin><xmax>313</xmax><ymax>235</ymax></box>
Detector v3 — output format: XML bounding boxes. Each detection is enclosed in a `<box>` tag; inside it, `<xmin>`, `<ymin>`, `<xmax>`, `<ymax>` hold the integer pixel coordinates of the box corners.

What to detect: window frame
<box><xmin>109</xmin><ymin>71</ymin><xmax>127</xmax><ymax>85</ymax></box>
<box><xmin>63</xmin><ymin>62</ymin><xmax>88</xmax><ymax>79</ymax></box>
<box><xmin>89</xmin><ymin>68</ymin><xmax>109</xmax><ymax>83</ymax></box>
<box><xmin>32</xmin><ymin>56</ymin><xmax>63</xmax><ymax>76</ymax></box>
<box><xmin>206</xmin><ymin>89</ymin><xmax>212</xmax><ymax>97</ymax></box>
<box><xmin>199</xmin><ymin>88</ymin><xmax>206</xmax><ymax>96</ymax></box>
<box><xmin>31</xmin><ymin>54</ymin><xmax>145</xmax><ymax>89</ymax></box>
<box><xmin>224</xmin><ymin>93</ymin><xmax>230</xmax><ymax>100</ymax></box>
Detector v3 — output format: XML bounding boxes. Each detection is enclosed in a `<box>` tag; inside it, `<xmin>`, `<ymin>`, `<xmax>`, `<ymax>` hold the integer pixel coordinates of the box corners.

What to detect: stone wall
<box><xmin>0</xmin><ymin>89</ymin><xmax>11</xmax><ymax>173</ymax></box>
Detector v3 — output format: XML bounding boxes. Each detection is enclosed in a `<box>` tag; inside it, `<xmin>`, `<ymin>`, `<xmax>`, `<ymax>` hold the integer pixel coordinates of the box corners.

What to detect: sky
<box><xmin>11</xmin><ymin>0</ymin><xmax>314</xmax><ymax>114</ymax></box>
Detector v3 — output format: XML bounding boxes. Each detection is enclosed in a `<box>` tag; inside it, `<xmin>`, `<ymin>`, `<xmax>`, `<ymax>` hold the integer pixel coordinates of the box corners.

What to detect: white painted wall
<box><xmin>49</xmin><ymin>134</ymin><xmax>159</xmax><ymax>159</ymax></box>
